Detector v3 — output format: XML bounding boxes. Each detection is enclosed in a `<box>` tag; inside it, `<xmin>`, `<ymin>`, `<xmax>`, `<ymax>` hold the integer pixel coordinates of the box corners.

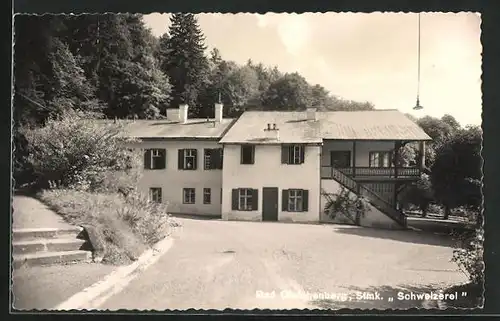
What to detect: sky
<box><xmin>143</xmin><ymin>12</ymin><xmax>482</xmax><ymax>126</ymax></box>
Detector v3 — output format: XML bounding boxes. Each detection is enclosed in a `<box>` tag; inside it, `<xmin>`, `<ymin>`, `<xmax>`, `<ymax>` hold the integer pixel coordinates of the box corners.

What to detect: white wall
<box><xmin>129</xmin><ymin>140</ymin><xmax>223</xmax><ymax>216</ymax></box>
<box><xmin>222</xmin><ymin>144</ymin><xmax>321</xmax><ymax>222</ymax></box>
<box><xmin>321</xmin><ymin>140</ymin><xmax>395</xmax><ymax>167</ymax></box>
<box><xmin>320</xmin><ymin>179</ymin><xmax>402</xmax><ymax>229</ymax></box>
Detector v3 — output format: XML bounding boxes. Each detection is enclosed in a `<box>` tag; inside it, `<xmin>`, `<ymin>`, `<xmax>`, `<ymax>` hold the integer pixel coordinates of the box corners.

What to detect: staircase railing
<box><xmin>329</xmin><ymin>167</ymin><xmax>407</xmax><ymax>227</ymax></box>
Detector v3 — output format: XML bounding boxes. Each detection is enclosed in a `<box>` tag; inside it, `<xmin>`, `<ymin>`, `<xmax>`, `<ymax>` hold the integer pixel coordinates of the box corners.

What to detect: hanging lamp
<box><xmin>413</xmin><ymin>12</ymin><xmax>423</xmax><ymax>111</ymax></box>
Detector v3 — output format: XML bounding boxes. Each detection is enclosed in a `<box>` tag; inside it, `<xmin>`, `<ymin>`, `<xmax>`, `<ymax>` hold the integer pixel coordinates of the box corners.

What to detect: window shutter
<box><xmin>159</xmin><ymin>149</ymin><xmax>166</xmax><ymax>169</ymax></box>
<box><xmin>251</xmin><ymin>189</ymin><xmax>259</xmax><ymax>211</ymax></box>
<box><xmin>240</xmin><ymin>146</ymin><xmax>244</xmax><ymax>164</ymax></box>
<box><xmin>302</xmin><ymin>190</ymin><xmax>309</xmax><ymax>212</ymax></box>
<box><xmin>300</xmin><ymin>145</ymin><xmax>305</xmax><ymax>163</ymax></box>
<box><xmin>250</xmin><ymin>146</ymin><xmax>255</xmax><ymax>164</ymax></box>
<box><xmin>144</xmin><ymin>149</ymin><xmax>151</xmax><ymax>169</ymax></box>
<box><xmin>231</xmin><ymin>189</ymin><xmax>239</xmax><ymax>210</ymax></box>
<box><xmin>219</xmin><ymin>149</ymin><xmax>224</xmax><ymax>169</ymax></box>
<box><xmin>211</xmin><ymin>149</ymin><xmax>220</xmax><ymax>169</ymax></box>
<box><xmin>178</xmin><ymin>149</ymin><xmax>184</xmax><ymax>169</ymax></box>
<box><xmin>192</xmin><ymin>149</ymin><xmax>198</xmax><ymax>170</ymax></box>
<box><xmin>282</xmin><ymin>189</ymin><xmax>288</xmax><ymax>211</ymax></box>
<box><xmin>281</xmin><ymin>145</ymin><xmax>289</xmax><ymax>164</ymax></box>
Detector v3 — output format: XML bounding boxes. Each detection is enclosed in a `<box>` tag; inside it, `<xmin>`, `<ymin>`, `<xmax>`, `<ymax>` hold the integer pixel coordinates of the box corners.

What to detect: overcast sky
<box><xmin>144</xmin><ymin>12</ymin><xmax>482</xmax><ymax>126</ymax></box>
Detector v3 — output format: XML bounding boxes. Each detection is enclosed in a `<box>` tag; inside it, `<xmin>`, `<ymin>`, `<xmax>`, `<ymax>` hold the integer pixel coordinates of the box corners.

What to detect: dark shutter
<box><xmin>250</xmin><ymin>146</ymin><xmax>255</xmax><ymax>164</ymax></box>
<box><xmin>240</xmin><ymin>146</ymin><xmax>244</xmax><ymax>164</ymax></box>
<box><xmin>211</xmin><ymin>149</ymin><xmax>220</xmax><ymax>169</ymax></box>
<box><xmin>281</xmin><ymin>145</ymin><xmax>289</xmax><ymax>164</ymax></box>
<box><xmin>282</xmin><ymin>189</ymin><xmax>289</xmax><ymax>211</ymax></box>
<box><xmin>159</xmin><ymin>149</ymin><xmax>167</xmax><ymax>169</ymax></box>
<box><xmin>231</xmin><ymin>189</ymin><xmax>239</xmax><ymax>210</ymax></box>
<box><xmin>251</xmin><ymin>189</ymin><xmax>259</xmax><ymax>211</ymax></box>
<box><xmin>144</xmin><ymin>149</ymin><xmax>151</xmax><ymax>169</ymax></box>
<box><xmin>300</xmin><ymin>145</ymin><xmax>305</xmax><ymax>164</ymax></box>
<box><xmin>178</xmin><ymin>149</ymin><xmax>184</xmax><ymax>169</ymax></box>
<box><xmin>219</xmin><ymin>148</ymin><xmax>224</xmax><ymax>169</ymax></box>
<box><xmin>302</xmin><ymin>189</ymin><xmax>309</xmax><ymax>211</ymax></box>
<box><xmin>192</xmin><ymin>149</ymin><xmax>198</xmax><ymax>170</ymax></box>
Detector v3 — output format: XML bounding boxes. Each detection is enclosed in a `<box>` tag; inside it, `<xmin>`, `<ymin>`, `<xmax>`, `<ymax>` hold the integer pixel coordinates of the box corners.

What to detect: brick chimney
<box><xmin>306</xmin><ymin>107</ymin><xmax>317</xmax><ymax>121</ymax></box>
<box><xmin>263</xmin><ymin>123</ymin><xmax>279</xmax><ymax>141</ymax></box>
<box><xmin>215</xmin><ymin>102</ymin><xmax>223</xmax><ymax>123</ymax></box>
<box><xmin>179</xmin><ymin>104</ymin><xmax>189</xmax><ymax>124</ymax></box>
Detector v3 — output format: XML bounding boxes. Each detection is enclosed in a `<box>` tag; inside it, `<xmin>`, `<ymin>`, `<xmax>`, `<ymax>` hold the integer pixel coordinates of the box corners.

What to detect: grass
<box><xmin>38</xmin><ymin>189</ymin><xmax>178</xmax><ymax>265</ymax></box>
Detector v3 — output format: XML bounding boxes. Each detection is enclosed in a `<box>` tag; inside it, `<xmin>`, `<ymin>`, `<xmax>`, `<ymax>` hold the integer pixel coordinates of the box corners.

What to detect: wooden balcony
<box><xmin>321</xmin><ymin>166</ymin><xmax>421</xmax><ymax>180</ymax></box>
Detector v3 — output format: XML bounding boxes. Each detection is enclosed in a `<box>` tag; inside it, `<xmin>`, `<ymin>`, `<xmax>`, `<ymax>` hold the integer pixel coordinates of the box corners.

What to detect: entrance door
<box><xmin>262</xmin><ymin>187</ymin><xmax>279</xmax><ymax>221</ymax></box>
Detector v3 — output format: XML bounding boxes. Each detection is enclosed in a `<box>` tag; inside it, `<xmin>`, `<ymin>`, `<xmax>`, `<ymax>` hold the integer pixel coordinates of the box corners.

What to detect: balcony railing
<box><xmin>321</xmin><ymin>166</ymin><xmax>421</xmax><ymax>179</ymax></box>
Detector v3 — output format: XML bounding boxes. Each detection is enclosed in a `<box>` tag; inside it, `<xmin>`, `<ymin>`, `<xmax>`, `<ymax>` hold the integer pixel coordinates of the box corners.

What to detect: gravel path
<box><xmin>97</xmin><ymin>218</ymin><xmax>467</xmax><ymax>311</ymax></box>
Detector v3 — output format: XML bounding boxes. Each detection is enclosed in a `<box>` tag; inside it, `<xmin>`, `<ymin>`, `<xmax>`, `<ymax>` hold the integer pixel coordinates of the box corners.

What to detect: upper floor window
<box><xmin>330</xmin><ymin>151</ymin><xmax>351</xmax><ymax>168</ymax></box>
<box><xmin>144</xmin><ymin>149</ymin><xmax>166</xmax><ymax>170</ymax></box>
<box><xmin>204</xmin><ymin>148</ymin><xmax>223</xmax><ymax>170</ymax></box>
<box><xmin>240</xmin><ymin>145</ymin><xmax>255</xmax><ymax>165</ymax></box>
<box><xmin>178</xmin><ymin>149</ymin><xmax>198</xmax><ymax>170</ymax></box>
<box><xmin>282</xmin><ymin>189</ymin><xmax>309</xmax><ymax>212</ymax></box>
<box><xmin>369</xmin><ymin>151</ymin><xmax>392</xmax><ymax>168</ymax></box>
<box><xmin>149</xmin><ymin>187</ymin><xmax>162</xmax><ymax>203</ymax></box>
<box><xmin>282</xmin><ymin>144</ymin><xmax>305</xmax><ymax>165</ymax></box>
<box><xmin>231</xmin><ymin>188</ymin><xmax>258</xmax><ymax>211</ymax></box>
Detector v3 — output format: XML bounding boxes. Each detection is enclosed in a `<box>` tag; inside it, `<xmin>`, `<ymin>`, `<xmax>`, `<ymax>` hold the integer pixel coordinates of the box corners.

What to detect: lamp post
<box><xmin>413</xmin><ymin>12</ymin><xmax>423</xmax><ymax>111</ymax></box>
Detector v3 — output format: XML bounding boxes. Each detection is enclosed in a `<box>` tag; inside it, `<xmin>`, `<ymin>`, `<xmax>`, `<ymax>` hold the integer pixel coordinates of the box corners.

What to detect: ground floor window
<box><xmin>149</xmin><ymin>187</ymin><xmax>162</xmax><ymax>203</ymax></box>
<box><xmin>231</xmin><ymin>188</ymin><xmax>258</xmax><ymax>211</ymax></box>
<box><xmin>203</xmin><ymin>188</ymin><xmax>211</xmax><ymax>204</ymax></box>
<box><xmin>183</xmin><ymin>188</ymin><xmax>196</xmax><ymax>204</ymax></box>
<box><xmin>282</xmin><ymin>189</ymin><xmax>309</xmax><ymax>212</ymax></box>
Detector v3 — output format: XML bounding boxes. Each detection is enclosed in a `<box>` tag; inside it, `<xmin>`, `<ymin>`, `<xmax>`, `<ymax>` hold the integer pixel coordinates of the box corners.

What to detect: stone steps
<box><xmin>13</xmin><ymin>250</ymin><xmax>92</xmax><ymax>269</ymax></box>
<box><xmin>12</xmin><ymin>227</ymin><xmax>93</xmax><ymax>268</ymax></box>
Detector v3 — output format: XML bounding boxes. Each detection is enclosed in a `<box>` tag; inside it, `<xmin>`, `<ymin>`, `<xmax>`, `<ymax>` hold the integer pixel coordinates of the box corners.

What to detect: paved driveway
<box><xmin>97</xmin><ymin>218</ymin><xmax>467</xmax><ymax>310</ymax></box>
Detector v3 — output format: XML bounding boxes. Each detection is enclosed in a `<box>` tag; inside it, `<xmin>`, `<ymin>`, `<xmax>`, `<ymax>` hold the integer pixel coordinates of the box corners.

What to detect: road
<box><xmin>97</xmin><ymin>218</ymin><xmax>468</xmax><ymax>310</ymax></box>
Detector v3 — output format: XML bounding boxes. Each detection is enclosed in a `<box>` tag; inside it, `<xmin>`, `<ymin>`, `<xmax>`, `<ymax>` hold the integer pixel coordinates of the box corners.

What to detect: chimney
<box><xmin>215</xmin><ymin>103</ymin><xmax>223</xmax><ymax>123</ymax></box>
<box><xmin>263</xmin><ymin>123</ymin><xmax>279</xmax><ymax>141</ymax></box>
<box><xmin>306</xmin><ymin>107</ymin><xmax>317</xmax><ymax>121</ymax></box>
<box><xmin>166</xmin><ymin>108</ymin><xmax>179</xmax><ymax>121</ymax></box>
<box><xmin>179</xmin><ymin>104</ymin><xmax>189</xmax><ymax>124</ymax></box>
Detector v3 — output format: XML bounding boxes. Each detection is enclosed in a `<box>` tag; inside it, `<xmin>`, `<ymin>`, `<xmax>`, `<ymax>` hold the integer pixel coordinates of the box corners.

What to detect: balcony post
<box><xmin>419</xmin><ymin>141</ymin><xmax>426</xmax><ymax>170</ymax></box>
<box><xmin>394</xmin><ymin>141</ymin><xmax>400</xmax><ymax>178</ymax></box>
<box><xmin>352</xmin><ymin>140</ymin><xmax>356</xmax><ymax>178</ymax></box>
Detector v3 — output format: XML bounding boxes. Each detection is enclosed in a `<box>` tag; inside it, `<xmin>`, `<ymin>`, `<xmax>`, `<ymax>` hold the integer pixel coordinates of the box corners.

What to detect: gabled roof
<box><xmin>94</xmin><ymin>118</ymin><xmax>236</xmax><ymax>139</ymax></box>
<box><xmin>219</xmin><ymin>110</ymin><xmax>432</xmax><ymax>144</ymax></box>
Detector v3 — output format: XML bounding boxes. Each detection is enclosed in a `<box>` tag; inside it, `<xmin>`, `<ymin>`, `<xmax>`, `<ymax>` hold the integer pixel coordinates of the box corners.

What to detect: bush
<box><xmin>21</xmin><ymin>110</ymin><xmax>139</xmax><ymax>191</ymax></box>
<box><xmin>451</xmin><ymin>228</ymin><xmax>484</xmax><ymax>285</ymax></box>
<box><xmin>38</xmin><ymin>189</ymin><xmax>178</xmax><ymax>265</ymax></box>
<box><xmin>324</xmin><ymin>187</ymin><xmax>372</xmax><ymax>225</ymax></box>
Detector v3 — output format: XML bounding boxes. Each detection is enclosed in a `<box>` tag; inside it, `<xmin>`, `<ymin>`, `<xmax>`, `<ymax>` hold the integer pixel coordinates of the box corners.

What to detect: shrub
<box><xmin>451</xmin><ymin>228</ymin><xmax>484</xmax><ymax>285</ymax></box>
<box><xmin>38</xmin><ymin>189</ymin><xmax>178</xmax><ymax>265</ymax></box>
<box><xmin>324</xmin><ymin>187</ymin><xmax>372</xmax><ymax>225</ymax></box>
<box><xmin>21</xmin><ymin>110</ymin><xmax>139</xmax><ymax>191</ymax></box>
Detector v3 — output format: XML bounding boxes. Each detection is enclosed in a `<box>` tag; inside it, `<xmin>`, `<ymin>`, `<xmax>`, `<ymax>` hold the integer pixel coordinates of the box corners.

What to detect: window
<box><xmin>240</xmin><ymin>145</ymin><xmax>255</xmax><ymax>164</ymax></box>
<box><xmin>369</xmin><ymin>151</ymin><xmax>392</xmax><ymax>168</ymax></box>
<box><xmin>144</xmin><ymin>149</ymin><xmax>166</xmax><ymax>170</ymax></box>
<box><xmin>282</xmin><ymin>144</ymin><xmax>305</xmax><ymax>164</ymax></box>
<box><xmin>203</xmin><ymin>188</ymin><xmax>211</xmax><ymax>204</ymax></box>
<box><xmin>183</xmin><ymin>188</ymin><xmax>196</xmax><ymax>204</ymax></box>
<box><xmin>330</xmin><ymin>151</ymin><xmax>351</xmax><ymax>168</ymax></box>
<box><xmin>282</xmin><ymin>189</ymin><xmax>309</xmax><ymax>212</ymax></box>
<box><xmin>178</xmin><ymin>149</ymin><xmax>198</xmax><ymax>170</ymax></box>
<box><xmin>231</xmin><ymin>188</ymin><xmax>258</xmax><ymax>211</ymax></box>
<box><xmin>149</xmin><ymin>187</ymin><xmax>162</xmax><ymax>203</ymax></box>
<box><xmin>204</xmin><ymin>148</ymin><xmax>223</xmax><ymax>170</ymax></box>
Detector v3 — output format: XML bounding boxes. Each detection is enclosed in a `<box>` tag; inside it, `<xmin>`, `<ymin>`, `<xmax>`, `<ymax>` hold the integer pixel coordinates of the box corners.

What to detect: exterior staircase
<box><xmin>12</xmin><ymin>227</ymin><xmax>92</xmax><ymax>269</ymax></box>
<box><xmin>324</xmin><ymin>167</ymin><xmax>407</xmax><ymax>228</ymax></box>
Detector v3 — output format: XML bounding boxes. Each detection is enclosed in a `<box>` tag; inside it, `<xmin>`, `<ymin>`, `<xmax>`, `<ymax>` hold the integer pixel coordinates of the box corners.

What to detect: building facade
<box><xmin>119</xmin><ymin>104</ymin><xmax>431</xmax><ymax>229</ymax></box>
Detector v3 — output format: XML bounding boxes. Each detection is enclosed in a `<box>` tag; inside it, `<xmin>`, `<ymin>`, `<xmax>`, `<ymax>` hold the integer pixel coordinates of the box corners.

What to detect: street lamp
<box><xmin>413</xmin><ymin>12</ymin><xmax>423</xmax><ymax>111</ymax></box>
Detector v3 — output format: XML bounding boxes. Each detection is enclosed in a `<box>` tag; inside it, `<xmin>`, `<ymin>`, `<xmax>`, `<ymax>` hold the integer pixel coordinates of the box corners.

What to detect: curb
<box><xmin>53</xmin><ymin>236</ymin><xmax>174</xmax><ymax>310</ymax></box>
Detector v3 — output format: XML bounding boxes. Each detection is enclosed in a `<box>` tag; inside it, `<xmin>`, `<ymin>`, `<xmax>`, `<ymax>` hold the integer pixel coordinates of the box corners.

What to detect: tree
<box><xmin>160</xmin><ymin>13</ymin><xmax>210</xmax><ymax>117</ymax></box>
<box><xmin>441</xmin><ymin>114</ymin><xmax>461</xmax><ymax>132</ymax></box>
<box><xmin>431</xmin><ymin>126</ymin><xmax>482</xmax><ymax>219</ymax></box>
<box><xmin>262</xmin><ymin>72</ymin><xmax>313</xmax><ymax>110</ymax></box>
<box><xmin>222</xmin><ymin>65</ymin><xmax>260</xmax><ymax>112</ymax></box>
<box><xmin>399</xmin><ymin>174</ymin><xmax>434</xmax><ymax>216</ymax></box>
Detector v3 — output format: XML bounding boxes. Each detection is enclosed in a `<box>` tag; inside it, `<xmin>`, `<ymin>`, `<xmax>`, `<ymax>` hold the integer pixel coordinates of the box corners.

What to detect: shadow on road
<box><xmin>332</xmin><ymin>226</ymin><xmax>456</xmax><ymax>247</ymax></box>
<box><xmin>169</xmin><ymin>213</ymin><xmax>222</xmax><ymax>221</ymax></box>
<box><xmin>310</xmin><ymin>284</ymin><xmax>450</xmax><ymax>311</ymax></box>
